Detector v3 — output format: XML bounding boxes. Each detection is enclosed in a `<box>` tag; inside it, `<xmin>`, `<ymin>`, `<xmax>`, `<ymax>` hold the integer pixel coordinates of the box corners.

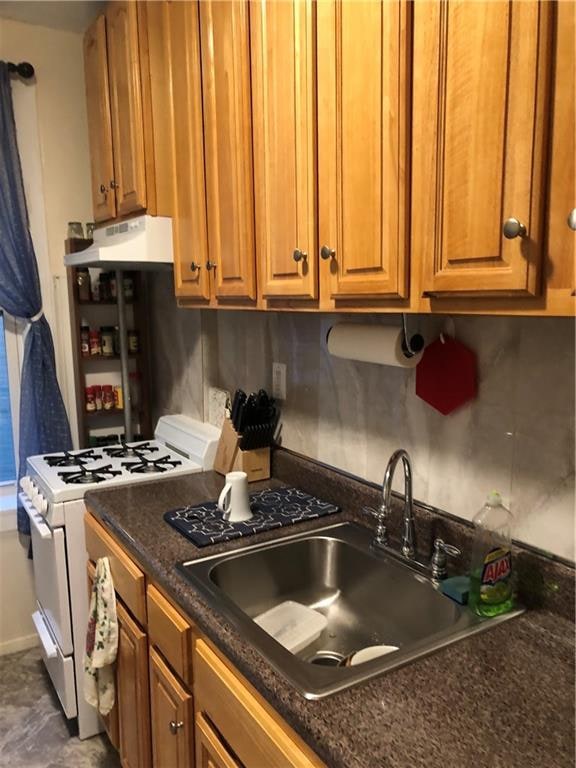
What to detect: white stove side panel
<box><xmin>64</xmin><ymin>498</ymin><xmax>102</xmax><ymax>739</ymax></box>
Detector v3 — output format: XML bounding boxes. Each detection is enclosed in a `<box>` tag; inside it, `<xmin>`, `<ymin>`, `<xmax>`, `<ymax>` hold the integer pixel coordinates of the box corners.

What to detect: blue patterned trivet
<box><xmin>164</xmin><ymin>486</ymin><xmax>340</xmax><ymax>547</ymax></box>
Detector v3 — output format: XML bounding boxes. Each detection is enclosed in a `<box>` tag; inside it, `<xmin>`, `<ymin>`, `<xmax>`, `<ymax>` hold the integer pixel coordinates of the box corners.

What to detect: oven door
<box><xmin>20</xmin><ymin>492</ymin><xmax>74</xmax><ymax>655</ymax></box>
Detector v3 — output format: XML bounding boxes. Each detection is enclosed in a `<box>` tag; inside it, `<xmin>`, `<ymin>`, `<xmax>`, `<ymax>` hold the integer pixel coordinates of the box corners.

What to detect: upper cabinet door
<box><xmin>200</xmin><ymin>1</ymin><xmax>256</xmax><ymax>302</ymax></box>
<box><xmin>251</xmin><ymin>0</ymin><xmax>318</xmax><ymax>300</ymax></box>
<box><xmin>168</xmin><ymin>0</ymin><xmax>210</xmax><ymax>300</ymax></box>
<box><xmin>414</xmin><ymin>1</ymin><xmax>552</xmax><ymax>296</ymax></box>
<box><xmin>318</xmin><ymin>1</ymin><xmax>410</xmax><ymax>300</ymax></box>
<box><xmin>83</xmin><ymin>15</ymin><xmax>116</xmax><ymax>223</ymax></box>
<box><xmin>106</xmin><ymin>1</ymin><xmax>147</xmax><ymax>217</ymax></box>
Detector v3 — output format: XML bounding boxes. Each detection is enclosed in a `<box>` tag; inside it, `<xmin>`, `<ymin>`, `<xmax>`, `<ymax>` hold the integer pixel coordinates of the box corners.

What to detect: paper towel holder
<box><xmin>401</xmin><ymin>314</ymin><xmax>424</xmax><ymax>359</ymax></box>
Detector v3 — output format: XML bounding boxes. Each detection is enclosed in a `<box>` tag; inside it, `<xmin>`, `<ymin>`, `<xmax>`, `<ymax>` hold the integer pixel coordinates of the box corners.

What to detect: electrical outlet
<box><xmin>272</xmin><ymin>362</ymin><xmax>287</xmax><ymax>400</ymax></box>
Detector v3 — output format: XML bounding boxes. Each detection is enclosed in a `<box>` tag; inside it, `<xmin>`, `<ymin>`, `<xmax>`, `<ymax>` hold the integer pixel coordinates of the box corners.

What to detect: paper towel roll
<box><xmin>326</xmin><ymin>324</ymin><xmax>423</xmax><ymax>368</ymax></box>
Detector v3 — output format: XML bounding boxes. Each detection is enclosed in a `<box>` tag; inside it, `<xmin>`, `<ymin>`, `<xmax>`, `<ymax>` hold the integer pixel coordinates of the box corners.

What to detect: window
<box><xmin>0</xmin><ymin>313</ymin><xmax>16</xmax><ymax>483</ymax></box>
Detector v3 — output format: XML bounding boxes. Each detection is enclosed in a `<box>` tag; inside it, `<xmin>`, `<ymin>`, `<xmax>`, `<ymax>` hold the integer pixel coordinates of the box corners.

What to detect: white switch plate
<box><xmin>272</xmin><ymin>362</ymin><xmax>286</xmax><ymax>400</ymax></box>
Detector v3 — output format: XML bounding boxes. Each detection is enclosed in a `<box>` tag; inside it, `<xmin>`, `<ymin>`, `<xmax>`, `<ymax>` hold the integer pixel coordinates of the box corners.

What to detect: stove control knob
<box><xmin>39</xmin><ymin>497</ymin><xmax>48</xmax><ymax>514</ymax></box>
<box><xmin>20</xmin><ymin>476</ymin><xmax>30</xmax><ymax>494</ymax></box>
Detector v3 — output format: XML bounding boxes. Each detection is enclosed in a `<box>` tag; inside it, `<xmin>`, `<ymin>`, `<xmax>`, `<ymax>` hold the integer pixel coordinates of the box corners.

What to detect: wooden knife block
<box><xmin>213</xmin><ymin>418</ymin><xmax>270</xmax><ymax>482</ymax></box>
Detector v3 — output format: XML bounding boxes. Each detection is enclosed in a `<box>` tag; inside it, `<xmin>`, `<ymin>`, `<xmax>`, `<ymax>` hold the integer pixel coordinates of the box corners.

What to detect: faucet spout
<box><xmin>381</xmin><ymin>449</ymin><xmax>416</xmax><ymax>560</ymax></box>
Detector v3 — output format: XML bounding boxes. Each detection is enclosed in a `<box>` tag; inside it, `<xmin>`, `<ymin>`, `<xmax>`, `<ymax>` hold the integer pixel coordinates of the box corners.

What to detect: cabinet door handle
<box><xmin>110</xmin><ymin>179</ymin><xmax>119</xmax><ymax>190</ymax></box>
<box><xmin>206</xmin><ymin>260</ymin><xmax>216</xmax><ymax>271</ymax></box>
<box><xmin>502</xmin><ymin>218</ymin><xmax>527</xmax><ymax>239</ymax></box>
<box><xmin>169</xmin><ymin>720</ymin><xmax>184</xmax><ymax>735</ymax></box>
<box><xmin>320</xmin><ymin>245</ymin><xmax>336</xmax><ymax>261</ymax></box>
<box><xmin>190</xmin><ymin>261</ymin><xmax>201</xmax><ymax>272</ymax></box>
<box><xmin>293</xmin><ymin>248</ymin><xmax>307</xmax><ymax>263</ymax></box>
<box><xmin>99</xmin><ymin>184</ymin><xmax>108</xmax><ymax>196</ymax></box>
<box><xmin>568</xmin><ymin>209</ymin><xmax>576</xmax><ymax>231</ymax></box>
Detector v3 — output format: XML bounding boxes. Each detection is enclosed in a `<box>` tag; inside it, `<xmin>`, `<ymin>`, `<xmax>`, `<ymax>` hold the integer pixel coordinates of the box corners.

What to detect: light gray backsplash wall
<box><xmin>149</xmin><ymin>273</ymin><xmax>575</xmax><ymax>561</ymax></box>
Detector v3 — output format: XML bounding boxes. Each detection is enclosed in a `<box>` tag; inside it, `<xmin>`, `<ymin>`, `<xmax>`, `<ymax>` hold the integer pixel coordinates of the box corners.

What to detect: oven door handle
<box><xmin>19</xmin><ymin>492</ymin><xmax>52</xmax><ymax>540</ymax></box>
<box><xmin>32</xmin><ymin>610</ymin><xmax>58</xmax><ymax>659</ymax></box>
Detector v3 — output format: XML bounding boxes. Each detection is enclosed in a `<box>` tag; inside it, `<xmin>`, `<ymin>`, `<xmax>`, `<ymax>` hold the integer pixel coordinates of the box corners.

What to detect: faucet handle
<box><xmin>362</xmin><ymin>506</ymin><xmax>389</xmax><ymax>548</ymax></box>
<box><xmin>431</xmin><ymin>538</ymin><xmax>461</xmax><ymax>581</ymax></box>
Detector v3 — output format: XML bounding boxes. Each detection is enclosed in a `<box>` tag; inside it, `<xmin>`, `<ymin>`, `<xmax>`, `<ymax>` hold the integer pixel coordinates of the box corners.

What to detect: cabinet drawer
<box><xmin>84</xmin><ymin>512</ymin><xmax>146</xmax><ymax>625</ymax></box>
<box><xmin>147</xmin><ymin>584</ymin><xmax>193</xmax><ymax>686</ymax></box>
<box><xmin>194</xmin><ymin>640</ymin><xmax>324</xmax><ymax>768</ymax></box>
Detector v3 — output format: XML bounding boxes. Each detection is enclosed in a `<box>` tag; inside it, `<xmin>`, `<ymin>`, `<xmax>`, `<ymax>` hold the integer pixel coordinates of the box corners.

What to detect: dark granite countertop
<box><xmin>86</xmin><ymin>453</ymin><xmax>575</xmax><ymax>768</ymax></box>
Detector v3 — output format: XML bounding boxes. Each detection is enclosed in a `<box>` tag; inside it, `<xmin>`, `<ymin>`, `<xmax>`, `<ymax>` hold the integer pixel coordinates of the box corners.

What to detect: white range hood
<box><xmin>64</xmin><ymin>215</ymin><xmax>173</xmax><ymax>270</ymax></box>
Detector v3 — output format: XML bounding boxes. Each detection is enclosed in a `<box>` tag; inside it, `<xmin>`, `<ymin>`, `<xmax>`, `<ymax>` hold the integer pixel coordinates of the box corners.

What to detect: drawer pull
<box><xmin>169</xmin><ymin>720</ymin><xmax>184</xmax><ymax>735</ymax></box>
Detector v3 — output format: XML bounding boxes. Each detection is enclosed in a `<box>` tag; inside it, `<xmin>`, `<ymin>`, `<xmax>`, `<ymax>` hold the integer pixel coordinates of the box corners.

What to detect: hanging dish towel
<box><xmin>84</xmin><ymin>556</ymin><xmax>118</xmax><ymax>715</ymax></box>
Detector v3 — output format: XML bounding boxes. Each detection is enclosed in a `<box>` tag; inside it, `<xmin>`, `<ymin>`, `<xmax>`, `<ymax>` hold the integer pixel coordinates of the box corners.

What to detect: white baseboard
<box><xmin>0</xmin><ymin>633</ymin><xmax>39</xmax><ymax>656</ymax></box>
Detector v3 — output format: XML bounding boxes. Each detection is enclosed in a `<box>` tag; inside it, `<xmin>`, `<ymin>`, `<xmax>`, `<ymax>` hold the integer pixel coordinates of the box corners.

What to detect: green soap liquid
<box><xmin>469</xmin><ymin>568</ymin><xmax>514</xmax><ymax>617</ymax></box>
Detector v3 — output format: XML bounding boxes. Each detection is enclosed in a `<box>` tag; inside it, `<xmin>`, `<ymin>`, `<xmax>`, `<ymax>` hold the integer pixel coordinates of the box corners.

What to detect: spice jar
<box><xmin>93</xmin><ymin>385</ymin><xmax>103</xmax><ymax>411</ymax></box>
<box><xmin>77</xmin><ymin>268</ymin><xmax>91</xmax><ymax>302</ymax></box>
<box><xmin>102</xmin><ymin>385</ymin><xmax>115</xmax><ymax>410</ymax></box>
<box><xmin>68</xmin><ymin>221</ymin><xmax>84</xmax><ymax>239</ymax></box>
<box><xmin>80</xmin><ymin>322</ymin><xmax>90</xmax><ymax>357</ymax></box>
<box><xmin>113</xmin><ymin>326</ymin><xmax>120</xmax><ymax>355</ymax></box>
<box><xmin>99</xmin><ymin>272</ymin><xmax>110</xmax><ymax>301</ymax></box>
<box><xmin>89</xmin><ymin>330</ymin><xmax>101</xmax><ymax>356</ymax></box>
<box><xmin>100</xmin><ymin>327</ymin><xmax>115</xmax><ymax>357</ymax></box>
<box><xmin>127</xmin><ymin>330</ymin><xmax>140</xmax><ymax>354</ymax></box>
<box><xmin>114</xmin><ymin>385</ymin><xmax>124</xmax><ymax>410</ymax></box>
<box><xmin>86</xmin><ymin>222</ymin><xmax>95</xmax><ymax>240</ymax></box>
<box><xmin>109</xmin><ymin>275</ymin><xmax>117</xmax><ymax>300</ymax></box>
<box><xmin>85</xmin><ymin>386</ymin><xmax>96</xmax><ymax>412</ymax></box>
<box><xmin>123</xmin><ymin>275</ymin><xmax>135</xmax><ymax>301</ymax></box>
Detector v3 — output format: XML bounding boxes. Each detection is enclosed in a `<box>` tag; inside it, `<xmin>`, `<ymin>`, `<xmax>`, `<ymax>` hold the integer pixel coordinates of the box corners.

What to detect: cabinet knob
<box><xmin>99</xmin><ymin>184</ymin><xmax>108</xmax><ymax>195</ymax></box>
<box><xmin>568</xmin><ymin>208</ymin><xmax>576</xmax><ymax>231</ymax></box>
<box><xmin>320</xmin><ymin>245</ymin><xmax>336</xmax><ymax>261</ymax></box>
<box><xmin>190</xmin><ymin>261</ymin><xmax>200</xmax><ymax>272</ymax></box>
<box><xmin>293</xmin><ymin>249</ymin><xmax>307</xmax><ymax>263</ymax></box>
<box><xmin>110</xmin><ymin>179</ymin><xmax>119</xmax><ymax>190</ymax></box>
<box><xmin>502</xmin><ymin>218</ymin><xmax>527</xmax><ymax>239</ymax></box>
<box><xmin>206</xmin><ymin>260</ymin><xmax>216</xmax><ymax>271</ymax></box>
<box><xmin>169</xmin><ymin>720</ymin><xmax>184</xmax><ymax>735</ymax></box>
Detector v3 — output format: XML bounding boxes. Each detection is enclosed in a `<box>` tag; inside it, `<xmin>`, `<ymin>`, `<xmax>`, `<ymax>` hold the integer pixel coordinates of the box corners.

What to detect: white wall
<box><xmin>0</xmin><ymin>18</ymin><xmax>93</xmax><ymax>653</ymax></box>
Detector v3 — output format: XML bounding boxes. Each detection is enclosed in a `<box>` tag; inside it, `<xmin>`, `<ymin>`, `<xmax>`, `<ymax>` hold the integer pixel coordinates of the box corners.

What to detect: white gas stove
<box><xmin>18</xmin><ymin>415</ymin><xmax>219</xmax><ymax>740</ymax></box>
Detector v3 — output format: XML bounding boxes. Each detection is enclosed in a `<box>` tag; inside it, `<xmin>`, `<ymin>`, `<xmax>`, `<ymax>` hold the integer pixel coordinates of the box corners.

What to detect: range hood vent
<box><xmin>64</xmin><ymin>215</ymin><xmax>173</xmax><ymax>270</ymax></box>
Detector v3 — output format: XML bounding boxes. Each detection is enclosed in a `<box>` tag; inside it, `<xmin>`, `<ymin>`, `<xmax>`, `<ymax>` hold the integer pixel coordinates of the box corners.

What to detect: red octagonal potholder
<box><xmin>416</xmin><ymin>336</ymin><xmax>477</xmax><ymax>415</ymax></box>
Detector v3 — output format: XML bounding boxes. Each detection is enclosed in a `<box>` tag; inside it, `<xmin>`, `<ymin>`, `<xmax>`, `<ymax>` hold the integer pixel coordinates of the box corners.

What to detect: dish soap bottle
<box><xmin>469</xmin><ymin>491</ymin><xmax>514</xmax><ymax>617</ymax></box>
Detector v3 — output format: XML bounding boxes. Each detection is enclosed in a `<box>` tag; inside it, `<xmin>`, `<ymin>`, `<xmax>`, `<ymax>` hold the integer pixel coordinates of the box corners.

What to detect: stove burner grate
<box><xmin>103</xmin><ymin>441</ymin><xmax>159</xmax><ymax>459</ymax></box>
<box><xmin>122</xmin><ymin>455</ymin><xmax>182</xmax><ymax>474</ymax></box>
<box><xmin>44</xmin><ymin>449</ymin><xmax>102</xmax><ymax>467</ymax></box>
<box><xmin>58</xmin><ymin>464</ymin><xmax>122</xmax><ymax>485</ymax></box>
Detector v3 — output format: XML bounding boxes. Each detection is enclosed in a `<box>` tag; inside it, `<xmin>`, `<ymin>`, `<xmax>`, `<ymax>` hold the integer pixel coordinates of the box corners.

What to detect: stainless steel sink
<box><xmin>178</xmin><ymin>522</ymin><xmax>522</xmax><ymax>698</ymax></box>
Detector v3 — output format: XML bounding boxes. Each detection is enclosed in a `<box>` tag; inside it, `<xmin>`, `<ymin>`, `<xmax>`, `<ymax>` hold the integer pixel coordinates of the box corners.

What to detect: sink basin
<box><xmin>178</xmin><ymin>522</ymin><xmax>522</xmax><ymax>698</ymax></box>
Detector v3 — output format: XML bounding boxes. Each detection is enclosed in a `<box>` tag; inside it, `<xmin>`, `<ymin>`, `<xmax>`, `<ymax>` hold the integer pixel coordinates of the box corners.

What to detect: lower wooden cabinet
<box><xmin>195</xmin><ymin>713</ymin><xmax>241</xmax><ymax>768</ymax></box>
<box><xmin>85</xmin><ymin>511</ymin><xmax>324</xmax><ymax>768</ymax></box>
<box><xmin>116</xmin><ymin>600</ymin><xmax>152</xmax><ymax>768</ymax></box>
<box><xmin>150</xmin><ymin>647</ymin><xmax>194</xmax><ymax>768</ymax></box>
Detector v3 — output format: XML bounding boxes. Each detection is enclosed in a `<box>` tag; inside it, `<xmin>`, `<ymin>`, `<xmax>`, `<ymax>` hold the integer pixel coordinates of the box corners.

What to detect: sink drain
<box><xmin>308</xmin><ymin>650</ymin><xmax>346</xmax><ymax>667</ymax></box>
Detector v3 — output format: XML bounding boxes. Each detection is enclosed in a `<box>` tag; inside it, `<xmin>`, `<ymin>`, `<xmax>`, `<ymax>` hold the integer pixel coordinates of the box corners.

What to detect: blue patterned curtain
<box><xmin>0</xmin><ymin>61</ymin><xmax>72</xmax><ymax>534</ymax></box>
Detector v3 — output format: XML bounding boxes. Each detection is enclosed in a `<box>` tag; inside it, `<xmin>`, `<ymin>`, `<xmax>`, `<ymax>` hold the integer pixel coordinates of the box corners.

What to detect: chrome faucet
<box><xmin>370</xmin><ymin>449</ymin><xmax>416</xmax><ymax>560</ymax></box>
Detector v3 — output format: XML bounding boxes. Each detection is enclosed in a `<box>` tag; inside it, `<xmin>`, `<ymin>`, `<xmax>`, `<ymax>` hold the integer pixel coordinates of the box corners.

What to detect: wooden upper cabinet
<box><xmin>200</xmin><ymin>1</ymin><xmax>256</xmax><ymax>302</ymax></box>
<box><xmin>546</xmin><ymin>0</ymin><xmax>575</xmax><ymax>307</ymax></box>
<box><xmin>150</xmin><ymin>648</ymin><xmax>194</xmax><ymax>768</ymax></box>
<box><xmin>106</xmin><ymin>1</ymin><xmax>147</xmax><ymax>217</ymax></box>
<box><xmin>414</xmin><ymin>0</ymin><xmax>553</xmax><ymax>296</ymax></box>
<box><xmin>318</xmin><ymin>0</ymin><xmax>410</xmax><ymax>300</ymax></box>
<box><xmin>251</xmin><ymin>0</ymin><xmax>318</xmax><ymax>300</ymax></box>
<box><xmin>167</xmin><ymin>0</ymin><xmax>211</xmax><ymax>300</ymax></box>
<box><xmin>84</xmin><ymin>15</ymin><xmax>116</xmax><ymax>223</ymax></box>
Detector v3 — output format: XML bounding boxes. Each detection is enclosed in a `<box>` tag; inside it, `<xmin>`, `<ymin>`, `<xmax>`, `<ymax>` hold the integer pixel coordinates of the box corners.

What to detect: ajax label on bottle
<box><xmin>469</xmin><ymin>492</ymin><xmax>515</xmax><ymax>617</ymax></box>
